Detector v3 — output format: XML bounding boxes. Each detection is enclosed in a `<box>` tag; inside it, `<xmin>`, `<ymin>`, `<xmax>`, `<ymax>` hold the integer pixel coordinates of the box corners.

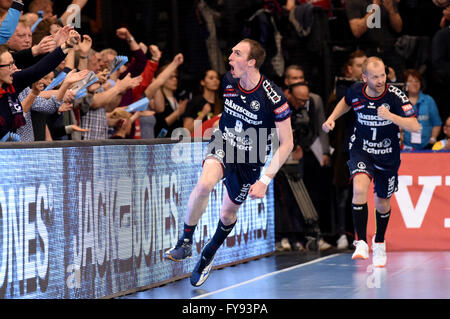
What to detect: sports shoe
<box><xmin>337</xmin><ymin>234</ymin><xmax>349</xmax><ymax>250</ymax></box>
<box><xmin>372</xmin><ymin>237</ymin><xmax>387</xmax><ymax>267</ymax></box>
<box><xmin>164</xmin><ymin>238</ymin><xmax>192</xmax><ymax>262</ymax></box>
<box><xmin>318</xmin><ymin>238</ymin><xmax>332</xmax><ymax>251</ymax></box>
<box><xmin>190</xmin><ymin>251</ymin><xmax>216</xmax><ymax>287</ymax></box>
<box><xmin>281</xmin><ymin>238</ymin><xmax>292</xmax><ymax>251</ymax></box>
<box><xmin>352</xmin><ymin>240</ymin><xmax>369</xmax><ymax>260</ymax></box>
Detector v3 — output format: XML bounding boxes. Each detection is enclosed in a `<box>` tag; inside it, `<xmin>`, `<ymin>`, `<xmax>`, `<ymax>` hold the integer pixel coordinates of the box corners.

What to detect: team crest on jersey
<box><xmin>381</xmin><ymin>103</ymin><xmax>390</xmax><ymax>110</ymax></box>
<box><xmin>250</xmin><ymin>100</ymin><xmax>260</xmax><ymax>111</ymax></box>
<box><xmin>357</xmin><ymin>162</ymin><xmax>367</xmax><ymax>170</ymax></box>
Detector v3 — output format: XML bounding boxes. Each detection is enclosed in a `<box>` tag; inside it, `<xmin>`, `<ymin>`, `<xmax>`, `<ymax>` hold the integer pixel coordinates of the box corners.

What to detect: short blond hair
<box><xmin>100</xmin><ymin>48</ymin><xmax>118</xmax><ymax>57</ymax></box>
<box><xmin>362</xmin><ymin>56</ymin><xmax>384</xmax><ymax>75</ymax></box>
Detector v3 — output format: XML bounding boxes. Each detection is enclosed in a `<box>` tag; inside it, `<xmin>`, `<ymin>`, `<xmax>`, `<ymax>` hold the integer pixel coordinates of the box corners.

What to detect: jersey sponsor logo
<box><xmin>362</xmin><ymin>139</ymin><xmax>393</xmax><ymax>154</ymax></box>
<box><xmin>357</xmin><ymin>113</ymin><xmax>392</xmax><ymax>126</ymax></box>
<box><xmin>250</xmin><ymin>100</ymin><xmax>260</xmax><ymax>112</ymax></box>
<box><xmin>262</xmin><ymin>80</ymin><xmax>281</xmax><ymax>104</ymax></box>
<box><xmin>274</xmin><ymin>102</ymin><xmax>289</xmax><ymax>115</ymax></box>
<box><xmin>222</xmin><ymin>127</ymin><xmax>254</xmax><ymax>152</ymax></box>
<box><xmin>224</xmin><ymin>99</ymin><xmax>262</xmax><ymax>125</ymax></box>
<box><xmin>388</xmin><ymin>85</ymin><xmax>409</xmax><ymax>103</ymax></box>
<box><xmin>402</xmin><ymin>103</ymin><xmax>415</xmax><ymax>116</ymax></box>
<box><xmin>274</xmin><ymin>102</ymin><xmax>291</xmax><ymax>121</ymax></box>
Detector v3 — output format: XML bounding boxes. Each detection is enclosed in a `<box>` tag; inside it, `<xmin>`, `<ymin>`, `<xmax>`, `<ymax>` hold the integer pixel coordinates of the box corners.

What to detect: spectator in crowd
<box><xmin>99</xmin><ymin>48</ymin><xmax>117</xmax><ymax>73</ymax></box>
<box><xmin>17</xmin><ymin>70</ymin><xmax>89</xmax><ymax>141</ymax></box>
<box><xmin>345</xmin><ymin>0</ymin><xmax>405</xmax><ymax>80</ymax></box>
<box><xmin>7</xmin><ymin>20</ymin><xmax>75</xmax><ymax>70</ymax></box>
<box><xmin>343</xmin><ymin>49</ymin><xmax>367</xmax><ymax>81</ymax></box>
<box><xmin>129</xmin><ymin>43</ymin><xmax>161</xmax><ymax>139</ymax></box>
<box><xmin>108</xmin><ymin>109</ymin><xmax>142</xmax><ymax>139</ymax></box>
<box><xmin>183</xmin><ymin>69</ymin><xmax>222</xmax><ymax>136</ymax></box>
<box><xmin>21</xmin><ymin>12</ymin><xmax>38</xmax><ymax>28</ymax></box>
<box><xmin>144</xmin><ymin>53</ymin><xmax>187</xmax><ymax>138</ymax></box>
<box><xmin>280</xmin><ymin>65</ymin><xmax>333</xmax><ymax>250</ymax></box>
<box><xmin>0</xmin><ymin>29</ymin><xmax>80</xmax><ymax>140</ymax></box>
<box><xmin>432</xmin><ymin>115</ymin><xmax>450</xmax><ymax>150</ymax></box>
<box><xmin>286</xmin><ymin>81</ymin><xmax>332</xmax><ymax>250</ymax></box>
<box><xmin>6</xmin><ymin>20</ymin><xmax>32</xmax><ymax>52</ymax></box>
<box><xmin>9</xmin><ymin>20</ymin><xmax>46</xmax><ymax>68</ymax></box>
<box><xmin>275</xmin><ymin>64</ymin><xmax>307</xmax><ymax>251</ymax></box>
<box><xmin>32</xmin><ymin>16</ymin><xmax>63</xmax><ymax>46</ymax></box>
<box><xmin>77</xmin><ymin>27</ymin><xmax>143</xmax><ymax>140</ymax></box>
<box><xmin>283</xmin><ymin>65</ymin><xmax>305</xmax><ymax>93</ymax></box>
<box><xmin>114</xmin><ymin>27</ymin><xmax>147</xmax><ymax>107</ymax></box>
<box><xmin>402</xmin><ymin>69</ymin><xmax>442</xmax><ymax>150</ymax></box>
<box><xmin>0</xmin><ymin>0</ymin><xmax>24</xmax><ymax>44</ymax></box>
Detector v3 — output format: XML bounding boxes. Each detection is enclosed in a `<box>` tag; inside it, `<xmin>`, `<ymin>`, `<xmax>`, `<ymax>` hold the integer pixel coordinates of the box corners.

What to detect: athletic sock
<box><xmin>375</xmin><ymin>210</ymin><xmax>391</xmax><ymax>243</ymax></box>
<box><xmin>181</xmin><ymin>223</ymin><xmax>197</xmax><ymax>244</ymax></box>
<box><xmin>352</xmin><ymin>203</ymin><xmax>368</xmax><ymax>243</ymax></box>
<box><xmin>202</xmin><ymin>219</ymin><xmax>237</xmax><ymax>259</ymax></box>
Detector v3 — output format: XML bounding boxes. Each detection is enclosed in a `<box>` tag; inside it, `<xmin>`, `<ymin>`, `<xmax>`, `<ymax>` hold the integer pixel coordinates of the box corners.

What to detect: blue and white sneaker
<box><xmin>190</xmin><ymin>251</ymin><xmax>216</xmax><ymax>287</ymax></box>
<box><xmin>164</xmin><ymin>238</ymin><xmax>192</xmax><ymax>262</ymax></box>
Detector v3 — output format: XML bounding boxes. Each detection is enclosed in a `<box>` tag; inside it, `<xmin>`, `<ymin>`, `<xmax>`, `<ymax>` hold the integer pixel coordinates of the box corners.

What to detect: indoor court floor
<box><xmin>117</xmin><ymin>250</ymin><xmax>450</xmax><ymax>299</ymax></box>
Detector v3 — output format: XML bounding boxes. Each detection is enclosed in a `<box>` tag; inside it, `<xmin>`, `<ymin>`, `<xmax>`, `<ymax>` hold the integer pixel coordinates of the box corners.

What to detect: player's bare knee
<box><xmin>353</xmin><ymin>186</ymin><xmax>368</xmax><ymax>202</ymax></box>
<box><xmin>195</xmin><ymin>180</ymin><xmax>215</xmax><ymax>198</ymax></box>
<box><xmin>220</xmin><ymin>211</ymin><xmax>237</xmax><ymax>226</ymax></box>
<box><xmin>375</xmin><ymin>197</ymin><xmax>391</xmax><ymax>213</ymax></box>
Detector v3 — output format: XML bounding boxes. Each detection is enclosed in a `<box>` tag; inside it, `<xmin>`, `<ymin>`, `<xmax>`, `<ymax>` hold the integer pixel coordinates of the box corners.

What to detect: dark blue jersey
<box><xmin>345</xmin><ymin>82</ymin><xmax>415</xmax><ymax>165</ymax></box>
<box><xmin>214</xmin><ymin>71</ymin><xmax>291</xmax><ymax>166</ymax></box>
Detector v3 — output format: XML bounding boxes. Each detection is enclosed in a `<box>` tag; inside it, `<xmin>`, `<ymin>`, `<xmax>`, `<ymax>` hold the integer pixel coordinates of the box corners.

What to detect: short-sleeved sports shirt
<box><xmin>210</xmin><ymin>71</ymin><xmax>291</xmax><ymax>167</ymax></box>
<box><xmin>345</xmin><ymin>82</ymin><xmax>416</xmax><ymax>166</ymax></box>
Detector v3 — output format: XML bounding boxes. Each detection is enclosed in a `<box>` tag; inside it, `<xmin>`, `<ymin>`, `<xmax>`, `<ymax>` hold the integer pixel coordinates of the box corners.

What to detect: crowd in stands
<box><xmin>0</xmin><ymin>0</ymin><xmax>449</xmax><ymax>248</ymax></box>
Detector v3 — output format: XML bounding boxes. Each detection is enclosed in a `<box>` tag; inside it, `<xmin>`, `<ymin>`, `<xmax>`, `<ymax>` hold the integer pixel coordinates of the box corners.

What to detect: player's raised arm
<box><xmin>322</xmin><ymin>97</ymin><xmax>351</xmax><ymax>133</ymax></box>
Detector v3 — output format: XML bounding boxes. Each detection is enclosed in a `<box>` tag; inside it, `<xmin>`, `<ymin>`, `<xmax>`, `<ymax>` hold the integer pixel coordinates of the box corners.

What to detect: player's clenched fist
<box><xmin>322</xmin><ymin>119</ymin><xmax>335</xmax><ymax>133</ymax></box>
<box><xmin>377</xmin><ymin>105</ymin><xmax>392</xmax><ymax>121</ymax></box>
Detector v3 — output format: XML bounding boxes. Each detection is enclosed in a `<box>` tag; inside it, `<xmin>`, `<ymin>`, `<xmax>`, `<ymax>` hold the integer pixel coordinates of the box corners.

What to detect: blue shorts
<box><xmin>205</xmin><ymin>141</ymin><xmax>262</xmax><ymax>205</ymax></box>
<box><xmin>347</xmin><ymin>151</ymin><xmax>400</xmax><ymax>199</ymax></box>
